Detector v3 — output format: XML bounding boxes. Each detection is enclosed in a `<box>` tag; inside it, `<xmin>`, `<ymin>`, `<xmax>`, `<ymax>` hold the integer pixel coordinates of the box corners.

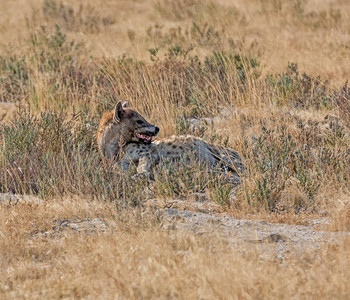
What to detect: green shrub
<box><xmin>43</xmin><ymin>0</ymin><xmax>114</xmax><ymax>33</ymax></box>
<box><xmin>241</xmin><ymin>120</ymin><xmax>350</xmax><ymax>212</ymax></box>
<box><xmin>0</xmin><ymin>110</ymin><xmax>145</xmax><ymax>207</ymax></box>
<box><xmin>267</xmin><ymin>63</ymin><xmax>335</xmax><ymax>108</ymax></box>
<box><xmin>0</xmin><ymin>55</ymin><xmax>29</xmax><ymax>102</ymax></box>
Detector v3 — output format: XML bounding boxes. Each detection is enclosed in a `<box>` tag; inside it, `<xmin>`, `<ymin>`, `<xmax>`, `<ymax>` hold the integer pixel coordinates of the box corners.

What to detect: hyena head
<box><xmin>114</xmin><ymin>101</ymin><xmax>159</xmax><ymax>144</ymax></box>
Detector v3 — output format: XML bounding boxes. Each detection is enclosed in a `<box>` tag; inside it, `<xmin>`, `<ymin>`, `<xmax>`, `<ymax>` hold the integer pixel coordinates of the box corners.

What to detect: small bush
<box><xmin>26</xmin><ymin>25</ymin><xmax>104</xmax><ymax>110</ymax></box>
<box><xmin>241</xmin><ymin>118</ymin><xmax>350</xmax><ymax>212</ymax></box>
<box><xmin>267</xmin><ymin>63</ymin><xmax>334</xmax><ymax>108</ymax></box>
<box><xmin>0</xmin><ymin>55</ymin><xmax>29</xmax><ymax>102</ymax></box>
<box><xmin>153</xmin><ymin>156</ymin><xmax>233</xmax><ymax>201</ymax></box>
<box><xmin>0</xmin><ymin>110</ymin><xmax>145</xmax><ymax>207</ymax></box>
<box><xmin>43</xmin><ymin>0</ymin><xmax>114</xmax><ymax>33</ymax></box>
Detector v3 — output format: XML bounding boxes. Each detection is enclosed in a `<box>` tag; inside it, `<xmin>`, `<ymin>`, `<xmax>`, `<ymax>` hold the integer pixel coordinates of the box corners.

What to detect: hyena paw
<box><xmin>131</xmin><ymin>172</ymin><xmax>150</xmax><ymax>181</ymax></box>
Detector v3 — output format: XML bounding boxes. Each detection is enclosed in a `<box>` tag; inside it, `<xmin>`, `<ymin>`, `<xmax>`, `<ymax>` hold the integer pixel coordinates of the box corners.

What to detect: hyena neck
<box><xmin>99</xmin><ymin>121</ymin><xmax>124</xmax><ymax>159</ymax></box>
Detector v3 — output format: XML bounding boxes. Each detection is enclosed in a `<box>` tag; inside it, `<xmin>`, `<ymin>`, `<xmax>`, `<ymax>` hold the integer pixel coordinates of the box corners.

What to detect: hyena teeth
<box><xmin>136</xmin><ymin>133</ymin><xmax>151</xmax><ymax>140</ymax></box>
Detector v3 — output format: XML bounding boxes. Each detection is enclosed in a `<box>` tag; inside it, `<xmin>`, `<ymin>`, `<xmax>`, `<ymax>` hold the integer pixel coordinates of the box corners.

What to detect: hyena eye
<box><xmin>136</xmin><ymin>120</ymin><xmax>143</xmax><ymax>125</ymax></box>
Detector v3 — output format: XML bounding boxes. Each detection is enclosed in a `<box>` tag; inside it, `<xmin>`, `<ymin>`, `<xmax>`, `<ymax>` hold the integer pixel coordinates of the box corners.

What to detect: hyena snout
<box><xmin>135</xmin><ymin>124</ymin><xmax>159</xmax><ymax>144</ymax></box>
<box><xmin>138</xmin><ymin>124</ymin><xmax>159</xmax><ymax>135</ymax></box>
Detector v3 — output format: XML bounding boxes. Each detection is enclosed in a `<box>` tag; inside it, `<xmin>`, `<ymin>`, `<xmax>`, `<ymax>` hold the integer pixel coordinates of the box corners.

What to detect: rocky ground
<box><xmin>2</xmin><ymin>192</ymin><xmax>347</xmax><ymax>262</ymax></box>
<box><xmin>160</xmin><ymin>208</ymin><xmax>346</xmax><ymax>261</ymax></box>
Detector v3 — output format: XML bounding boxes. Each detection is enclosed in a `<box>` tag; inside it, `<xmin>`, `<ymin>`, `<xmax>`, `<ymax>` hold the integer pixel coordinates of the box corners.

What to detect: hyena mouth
<box><xmin>135</xmin><ymin>132</ymin><xmax>153</xmax><ymax>144</ymax></box>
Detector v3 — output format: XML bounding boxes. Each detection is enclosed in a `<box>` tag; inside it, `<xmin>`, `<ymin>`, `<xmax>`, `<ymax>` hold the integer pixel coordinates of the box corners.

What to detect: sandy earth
<box><xmin>160</xmin><ymin>208</ymin><xmax>347</xmax><ymax>260</ymax></box>
<box><xmin>1</xmin><ymin>193</ymin><xmax>348</xmax><ymax>261</ymax></box>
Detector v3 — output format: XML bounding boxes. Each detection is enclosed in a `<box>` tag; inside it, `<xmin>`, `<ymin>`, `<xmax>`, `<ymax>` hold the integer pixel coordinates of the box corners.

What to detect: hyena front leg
<box><xmin>137</xmin><ymin>156</ymin><xmax>152</xmax><ymax>176</ymax></box>
<box><xmin>118</xmin><ymin>146</ymin><xmax>139</xmax><ymax>172</ymax></box>
<box><xmin>124</xmin><ymin>156</ymin><xmax>152</xmax><ymax>182</ymax></box>
<box><xmin>119</xmin><ymin>157</ymin><xmax>131</xmax><ymax>171</ymax></box>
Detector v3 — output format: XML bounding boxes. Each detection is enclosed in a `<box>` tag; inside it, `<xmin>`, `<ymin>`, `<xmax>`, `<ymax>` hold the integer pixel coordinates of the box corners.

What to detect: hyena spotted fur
<box><xmin>97</xmin><ymin>101</ymin><xmax>244</xmax><ymax>183</ymax></box>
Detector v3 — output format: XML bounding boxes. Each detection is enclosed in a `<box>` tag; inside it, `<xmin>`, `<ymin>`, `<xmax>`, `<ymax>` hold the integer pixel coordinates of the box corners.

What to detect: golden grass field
<box><xmin>1</xmin><ymin>0</ymin><xmax>350</xmax><ymax>298</ymax></box>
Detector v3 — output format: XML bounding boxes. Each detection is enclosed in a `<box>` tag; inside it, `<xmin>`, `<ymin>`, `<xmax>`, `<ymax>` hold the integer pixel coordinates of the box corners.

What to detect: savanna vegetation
<box><xmin>1</xmin><ymin>0</ymin><xmax>350</xmax><ymax>298</ymax></box>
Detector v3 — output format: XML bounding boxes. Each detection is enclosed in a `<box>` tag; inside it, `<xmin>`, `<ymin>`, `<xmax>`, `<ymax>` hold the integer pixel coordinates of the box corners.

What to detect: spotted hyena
<box><xmin>97</xmin><ymin>101</ymin><xmax>244</xmax><ymax>182</ymax></box>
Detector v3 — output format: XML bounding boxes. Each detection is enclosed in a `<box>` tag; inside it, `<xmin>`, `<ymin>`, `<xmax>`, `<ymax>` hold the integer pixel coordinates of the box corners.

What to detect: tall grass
<box><xmin>1</xmin><ymin>0</ymin><xmax>350</xmax><ymax>214</ymax></box>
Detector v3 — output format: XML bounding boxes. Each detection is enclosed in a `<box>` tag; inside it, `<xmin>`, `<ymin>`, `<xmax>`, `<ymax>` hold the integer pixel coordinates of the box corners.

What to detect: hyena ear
<box><xmin>113</xmin><ymin>101</ymin><xmax>125</xmax><ymax>123</ymax></box>
<box><xmin>122</xmin><ymin>100</ymin><xmax>128</xmax><ymax>108</ymax></box>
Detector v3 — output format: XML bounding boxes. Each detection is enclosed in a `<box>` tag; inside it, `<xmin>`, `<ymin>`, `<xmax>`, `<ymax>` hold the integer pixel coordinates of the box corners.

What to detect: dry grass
<box><xmin>2</xmin><ymin>0</ymin><xmax>349</xmax><ymax>84</ymax></box>
<box><xmin>1</xmin><ymin>198</ymin><xmax>350</xmax><ymax>299</ymax></box>
<box><xmin>1</xmin><ymin>0</ymin><xmax>350</xmax><ymax>298</ymax></box>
